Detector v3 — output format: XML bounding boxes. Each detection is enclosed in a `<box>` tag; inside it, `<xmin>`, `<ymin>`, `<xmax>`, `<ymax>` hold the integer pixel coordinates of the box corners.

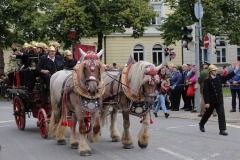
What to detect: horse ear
<box><xmin>79</xmin><ymin>48</ymin><xmax>87</xmax><ymax>58</ymax></box>
<box><xmin>156</xmin><ymin>63</ymin><xmax>163</xmax><ymax>71</ymax></box>
<box><xmin>97</xmin><ymin>49</ymin><xmax>104</xmax><ymax>58</ymax></box>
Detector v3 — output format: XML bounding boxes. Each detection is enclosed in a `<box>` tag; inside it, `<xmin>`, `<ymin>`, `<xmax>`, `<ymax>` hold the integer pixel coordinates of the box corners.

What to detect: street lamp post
<box><xmin>70</xmin><ymin>28</ymin><xmax>76</xmax><ymax>58</ymax></box>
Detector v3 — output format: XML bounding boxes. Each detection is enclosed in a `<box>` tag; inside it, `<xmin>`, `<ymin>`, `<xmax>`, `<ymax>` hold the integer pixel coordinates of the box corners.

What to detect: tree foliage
<box><xmin>159</xmin><ymin>0</ymin><xmax>240</xmax><ymax>46</ymax></box>
<box><xmin>0</xmin><ymin>0</ymin><xmax>157</xmax><ymax>73</ymax></box>
<box><xmin>39</xmin><ymin>0</ymin><xmax>157</xmax><ymax>50</ymax></box>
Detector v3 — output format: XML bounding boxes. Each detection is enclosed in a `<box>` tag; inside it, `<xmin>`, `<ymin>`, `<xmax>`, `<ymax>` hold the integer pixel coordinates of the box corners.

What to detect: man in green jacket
<box><xmin>198</xmin><ymin>61</ymin><xmax>217</xmax><ymax>117</ymax></box>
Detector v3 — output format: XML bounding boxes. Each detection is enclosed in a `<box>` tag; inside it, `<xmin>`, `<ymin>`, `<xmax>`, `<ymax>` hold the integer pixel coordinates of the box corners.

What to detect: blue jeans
<box><xmin>154</xmin><ymin>93</ymin><xmax>168</xmax><ymax>114</ymax></box>
<box><xmin>231</xmin><ymin>89</ymin><xmax>240</xmax><ymax>109</ymax></box>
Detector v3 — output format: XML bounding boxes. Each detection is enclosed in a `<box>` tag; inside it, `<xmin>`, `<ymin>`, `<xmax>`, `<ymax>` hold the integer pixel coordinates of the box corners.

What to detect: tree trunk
<box><xmin>97</xmin><ymin>32</ymin><xmax>103</xmax><ymax>60</ymax></box>
<box><xmin>0</xmin><ymin>41</ymin><xmax>4</xmax><ymax>75</ymax></box>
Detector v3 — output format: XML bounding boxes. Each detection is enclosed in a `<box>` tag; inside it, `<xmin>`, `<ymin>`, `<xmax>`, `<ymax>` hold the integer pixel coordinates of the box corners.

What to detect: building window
<box><xmin>216</xmin><ymin>42</ymin><xmax>226</xmax><ymax>63</ymax></box>
<box><xmin>237</xmin><ymin>47</ymin><xmax>240</xmax><ymax>61</ymax></box>
<box><xmin>151</xmin><ymin>1</ymin><xmax>163</xmax><ymax>25</ymax></box>
<box><xmin>133</xmin><ymin>45</ymin><xmax>144</xmax><ymax>62</ymax></box>
<box><xmin>152</xmin><ymin>44</ymin><xmax>162</xmax><ymax>65</ymax></box>
<box><xmin>200</xmin><ymin>47</ymin><xmax>208</xmax><ymax>62</ymax></box>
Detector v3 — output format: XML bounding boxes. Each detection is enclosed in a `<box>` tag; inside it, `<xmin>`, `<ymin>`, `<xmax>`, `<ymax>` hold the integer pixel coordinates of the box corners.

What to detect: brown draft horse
<box><xmin>101</xmin><ymin>61</ymin><xmax>162</xmax><ymax>149</ymax></box>
<box><xmin>49</xmin><ymin>49</ymin><xmax>105</xmax><ymax>156</ymax></box>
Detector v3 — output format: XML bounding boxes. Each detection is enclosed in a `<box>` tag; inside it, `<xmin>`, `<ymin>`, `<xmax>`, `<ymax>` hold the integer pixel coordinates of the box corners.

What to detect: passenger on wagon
<box><xmin>63</xmin><ymin>50</ymin><xmax>77</xmax><ymax>70</ymax></box>
<box><xmin>26</xmin><ymin>43</ymin><xmax>49</xmax><ymax>93</ymax></box>
<box><xmin>36</xmin><ymin>46</ymin><xmax>64</xmax><ymax>89</ymax></box>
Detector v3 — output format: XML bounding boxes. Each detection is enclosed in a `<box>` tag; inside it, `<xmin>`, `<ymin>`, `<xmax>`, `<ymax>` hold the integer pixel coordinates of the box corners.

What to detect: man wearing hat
<box><xmin>36</xmin><ymin>46</ymin><xmax>64</xmax><ymax>89</ymax></box>
<box><xmin>199</xmin><ymin>64</ymin><xmax>239</xmax><ymax>136</ymax></box>
<box><xmin>198</xmin><ymin>61</ymin><xmax>217</xmax><ymax>117</ymax></box>
<box><xmin>26</xmin><ymin>43</ymin><xmax>47</xmax><ymax>93</ymax></box>
<box><xmin>63</xmin><ymin>50</ymin><xmax>77</xmax><ymax>69</ymax></box>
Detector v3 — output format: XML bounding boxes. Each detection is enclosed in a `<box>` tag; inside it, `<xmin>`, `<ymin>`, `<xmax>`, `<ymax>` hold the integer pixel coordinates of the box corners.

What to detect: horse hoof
<box><xmin>138</xmin><ymin>140</ymin><xmax>148</xmax><ymax>149</ymax></box>
<box><xmin>123</xmin><ymin>143</ymin><xmax>134</xmax><ymax>149</ymax></box>
<box><xmin>112</xmin><ymin>136</ymin><xmax>120</xmax><ymax>142</ymax></box>
<box><xmin>57</xmin><ymin>139</ymin><xmax>66</xmax><ymax>145</ymax></box>
<box><xmin>71</xmin><ymin>142</ymin><xmax>79</xmax><ymax>149</ymax></box>
<box><xmin>80</xmin><ymin>151</ymin><xmax>91</xmax><ymax>156</ymax></box>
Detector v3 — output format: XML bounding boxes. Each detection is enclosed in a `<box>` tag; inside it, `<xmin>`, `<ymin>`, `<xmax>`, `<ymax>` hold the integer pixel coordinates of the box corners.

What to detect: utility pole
<box><xmin>195</xmin><ymin>22</ymin><xmax>201</xmax><ymax>113</ymax></box>
<box><xmin>193</xmin><ymin>0</ymin><xmax>203</xmax><ymax>112</ymax></box>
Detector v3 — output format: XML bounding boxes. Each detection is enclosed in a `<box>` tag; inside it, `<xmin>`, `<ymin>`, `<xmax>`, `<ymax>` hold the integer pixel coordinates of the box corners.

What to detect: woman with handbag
<box><xmin>188</xmin><ymin>66</ymin><xmax>197</xmax><ymax>112</ymax></box>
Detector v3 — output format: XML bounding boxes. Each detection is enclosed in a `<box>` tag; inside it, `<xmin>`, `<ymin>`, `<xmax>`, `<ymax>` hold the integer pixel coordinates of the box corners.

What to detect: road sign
<box><xmin>194</xmin><ymin>2</ymin><xmax>203</xmax><ymax>19</ymax></box>
<box><xmin>204</xmin><ymin>35</ymin><xmax>209</xmax><ymax>49</ymax></box>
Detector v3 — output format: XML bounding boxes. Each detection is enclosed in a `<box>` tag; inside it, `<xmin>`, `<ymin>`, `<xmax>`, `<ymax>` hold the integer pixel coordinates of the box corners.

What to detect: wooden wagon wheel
<box><xmin>13</xmin><ymin>96</ymin><xmax>26</xmax><ymax>130</ymax></box>
<box><xmin>38</xmin><ymin>109</ymin><xmax>49</xmax><ymax>139</ymax></box>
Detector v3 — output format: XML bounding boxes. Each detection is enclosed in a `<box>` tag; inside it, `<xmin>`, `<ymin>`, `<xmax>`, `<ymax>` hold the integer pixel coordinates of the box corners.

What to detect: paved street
<box><xmin>0</xmin><ymin>99</ymin><xmax>240</xmax><ymax>160</ymax></box>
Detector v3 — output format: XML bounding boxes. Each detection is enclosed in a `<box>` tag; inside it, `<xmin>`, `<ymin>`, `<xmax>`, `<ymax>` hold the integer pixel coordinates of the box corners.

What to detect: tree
<box><xmin>40</xmin><ymin>0</ymin><xmax>157</xmax><ymax>51</ymax></box>
<box><xmin>159</xmin><ymin>0</ymin><xmax>240</xmax><ymax>46</ymax></box>
<box><xmin>0</xmin><ymin>0</ymin><xmax>49</xmax><ymax>74</ymax></box>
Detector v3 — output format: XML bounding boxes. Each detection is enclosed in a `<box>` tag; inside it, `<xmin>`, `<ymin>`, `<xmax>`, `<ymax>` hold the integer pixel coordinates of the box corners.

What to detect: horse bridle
<box><xmin>83</xmin><ymin>54</ymin><xmax>101</xmax><ymax>86</ymax></box>
<box><xmin>141</xmin><ymin>65</ymin><xmax>159</xmax><ymax>98</ymax></box>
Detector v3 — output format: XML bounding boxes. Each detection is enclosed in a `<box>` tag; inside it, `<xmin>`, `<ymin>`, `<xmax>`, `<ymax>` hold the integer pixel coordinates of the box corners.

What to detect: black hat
<box><xmin>202</xmin><ymin>61</ymin><xmax>211</xmax><ymax>65</ymax></box>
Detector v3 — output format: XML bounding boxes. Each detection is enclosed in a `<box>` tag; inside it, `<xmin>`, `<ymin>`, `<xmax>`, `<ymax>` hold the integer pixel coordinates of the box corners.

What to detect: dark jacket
<box><xmin>23</xmin><ymin>52</ymin><xmax>45</xmax><ymax>68</ymax></box>
<box><xmin>37</xmin><ymin>55</ymin><xmax>64</xmax><ymax>74</ymax></box>
<box><xmin>15</xmin><ymin>51</ymin><xmax>31</xmax><ymax>66</ymax></box>
<box><xmin>63</xmin><ymin>57</ymin><xmax>77</xmax><ymax>69</ymax></box>
<box><xmin>203</xmin><ymin>71</ymin><xmax>235</xmax><ymax>104</ymax></box>
<box><xmin>170</xmin><ymin>71</ymin><xmax>183</xmax><ymax>93</ymax></box>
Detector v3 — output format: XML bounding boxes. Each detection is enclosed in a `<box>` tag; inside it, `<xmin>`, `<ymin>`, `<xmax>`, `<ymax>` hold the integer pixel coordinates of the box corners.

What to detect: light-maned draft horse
<box><xmin>49</xmin><ymin>49</ymin><xmax>105</xmax><ymax>156</ymax></box>
<box><xmin>101</xmin><ymin>61</ymin><xmax>162</xmax><ymax>149</ymax></box>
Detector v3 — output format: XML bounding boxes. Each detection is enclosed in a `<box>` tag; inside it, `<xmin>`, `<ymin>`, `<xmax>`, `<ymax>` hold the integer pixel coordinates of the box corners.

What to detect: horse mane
<box><xmin>128</xmin><ymin>61</ymin><xmax>154</xmax><ymax>95</ymax></box>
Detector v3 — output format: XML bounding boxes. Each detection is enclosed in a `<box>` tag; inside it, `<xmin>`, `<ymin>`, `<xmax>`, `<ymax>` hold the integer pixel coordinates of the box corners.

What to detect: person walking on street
<box><xmin>199</xmin><ymin>64</ymin><xmax>239</xmax><ymax>136</ymax></box>
<box><xmin>198</xmin><ymin>61</ymin><xmax>217</xmax><ymax>117</ymax></box>
<box><xmin>154</xmin><ymin>76</ymin><xmax>170</xmax><ymax>118</ymax></box>
<box><xmin>228</xmin><ymin>61</ymin><xmax>240</xmax><ymax>112</ymax></box>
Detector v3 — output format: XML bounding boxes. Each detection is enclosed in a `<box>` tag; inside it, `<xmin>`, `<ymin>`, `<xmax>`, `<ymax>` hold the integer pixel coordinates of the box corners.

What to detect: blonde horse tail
<box><xmin>49</xmin><ymin>111</ymin><xmax>58</xmax><ymax>137</ymax></box>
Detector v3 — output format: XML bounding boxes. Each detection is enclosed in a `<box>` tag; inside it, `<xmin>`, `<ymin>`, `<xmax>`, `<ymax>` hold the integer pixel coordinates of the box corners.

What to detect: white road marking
<box><xmin>188</xmin><ymin>124</ymin><xmax>198</xmax><ymax>127</ymax></box>
<box><xmin>211</xmin><ymin>153</ymin><xmax>220</xmax><ymax>157</ymax></box>
<box><xmin>166</xmin><ymin>126</ymin><xmax>183</xmax><ymax>129</ymax></box>
<box><xmin>226</xmin><ymin>123</ymin><xmax>240</xmax><ymax>129</ymax></box>
<box><xmin>158</xmin><ymin>148</ymin><xmax>194</xmax><ymax>160</ymax></box>
<box><xmin>202</xmin><ymin>153</ymin><xmax>220</xmax><ymax>160</ymax></box>
<box><xmin>0</xmin><ymin>120</ymin><xmax>14</xmax><ymax>123</ymax></box>
<box><xmin>0</xmin><ymin>125</ymin><xmax>11</xmax><ymax>127</ymax></box>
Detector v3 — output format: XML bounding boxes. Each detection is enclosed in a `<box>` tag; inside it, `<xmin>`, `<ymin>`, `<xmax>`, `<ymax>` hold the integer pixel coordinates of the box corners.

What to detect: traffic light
<box><xmin>209</xmin><ymin>35</ymin><xmax>220</xmax><ymax>54</ymax></box>
<box><xmin>181</xmin><ymin>24</ymin><xmax>195</xmax><ymax>52</ymax></box>
<box><xmin>164</xmin><ymin>47</ymin><xmax>170</xmax><ymax>56</ymax></box>
<box><xmin>164</xmin><ymin>48</ymin><xmax>174</xmax><ymax>56</ymax></box>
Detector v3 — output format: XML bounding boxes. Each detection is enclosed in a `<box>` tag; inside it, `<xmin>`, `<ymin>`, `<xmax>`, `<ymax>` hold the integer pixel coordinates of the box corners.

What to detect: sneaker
<box><xmin>198</xmin><ymin>114</ymin><xmax>203</xmax><ymax>117</ymax></box>
<box><xmin>165</xmin><ymin>113</ymin><xmax>169</xmax><ymax>118</ymax></box>
<box><xmin>191</xmin><ymin>109</ymin><xmax>197</xmax><ymax>113</ymax></box>
<box><xmin>153</xmin><ymin>112</ymin><xmax>158</xmax><ymax>117</ymax></box>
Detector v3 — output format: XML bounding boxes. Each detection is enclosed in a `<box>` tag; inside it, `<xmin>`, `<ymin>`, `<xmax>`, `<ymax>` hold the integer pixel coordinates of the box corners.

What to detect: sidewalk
<box><xmin>155</xmin><ymin>97</ymin><xmax>240</xmax><ymax>123</ymax></box>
